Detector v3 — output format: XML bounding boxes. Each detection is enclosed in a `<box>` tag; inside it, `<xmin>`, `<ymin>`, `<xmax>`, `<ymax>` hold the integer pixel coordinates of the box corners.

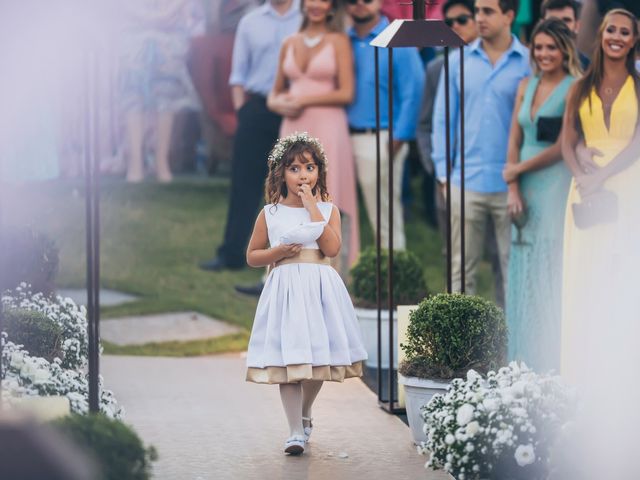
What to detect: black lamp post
<box><xmin>371</xmin><ymin>5</ymin><xmax>467</xmax><ymax>413</ymax></box>
<box><xmin>83</xmin><ymin>49</ymin><xmax>101</xmax><ymax>414</ymax></box>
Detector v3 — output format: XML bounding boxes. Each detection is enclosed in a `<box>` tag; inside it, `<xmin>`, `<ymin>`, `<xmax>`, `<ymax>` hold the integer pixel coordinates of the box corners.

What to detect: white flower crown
<box><xmin>268</xmin><ymin>132</ymin><xmax>328</xmax><ymax>168</ymax></box>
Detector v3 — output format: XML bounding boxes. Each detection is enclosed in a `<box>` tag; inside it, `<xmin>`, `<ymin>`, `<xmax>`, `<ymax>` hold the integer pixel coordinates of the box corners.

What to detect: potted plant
<box><xmin>399</xmin><ymin>293</ymin><xmax>507</xmax><ymax>444</ymax></box>
<box><xmin>350</xmin><ymin>247</ymin><xmax>427</xmax><ymax>369</ymax></box>
<box><xmin>418</xmin><ymin>363</ymin><xmax>576</xmax><ymax>480</ymax></box>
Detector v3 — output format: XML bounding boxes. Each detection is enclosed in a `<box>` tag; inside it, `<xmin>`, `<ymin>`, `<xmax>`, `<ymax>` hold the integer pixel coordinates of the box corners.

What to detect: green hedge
<box><xmin>350</xmin><ymin>247</ymin><xmax>427</xmax><ymax>308</ymax></box>
<box><xmin>400</xmin><ymin>293</ymin><xmax>507</xmax><ymax>380</ymax></box>
<box><xmin>3</xmin><ymin>308</ymin><xmax>64</xmax><ymax>362</ymax></box>
<box><xmin>52</xmin><ymin>414</ymin><xmax>157</xmax><ymax>480</ymax></box>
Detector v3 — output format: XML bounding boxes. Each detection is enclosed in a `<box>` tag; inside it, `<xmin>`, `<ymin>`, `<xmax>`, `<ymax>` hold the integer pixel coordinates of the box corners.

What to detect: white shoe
<box><xmin>302</xmin><ymin>417</ymin><xmax>313</xmax><ymax>443</ymax></box>
<box><xmin>284</xmin><ymin>435</ymin><xmax>305</xmax><ymax>455</ymax></box>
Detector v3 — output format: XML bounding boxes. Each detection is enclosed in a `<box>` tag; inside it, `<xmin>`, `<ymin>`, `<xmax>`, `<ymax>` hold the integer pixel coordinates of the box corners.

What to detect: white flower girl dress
<box><xmin>246</xmin><ymin>202</ymin><xmax>367</xmax><ymax>384</ymax></box>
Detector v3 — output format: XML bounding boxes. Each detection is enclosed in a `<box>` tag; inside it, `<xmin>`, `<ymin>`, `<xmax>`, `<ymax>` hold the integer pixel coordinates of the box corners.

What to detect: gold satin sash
<box><xmin>273</xmin><ymin>249</ymin><xmax>330</xmax><ymax>268</ymax></box>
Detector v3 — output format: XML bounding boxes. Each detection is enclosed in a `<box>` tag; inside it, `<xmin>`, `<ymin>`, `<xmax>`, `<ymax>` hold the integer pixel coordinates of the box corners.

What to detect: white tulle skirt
<box><xmin>246</xmin><ymin>263</ymin><xmax>368</xmax><ymax>384</ymax></box>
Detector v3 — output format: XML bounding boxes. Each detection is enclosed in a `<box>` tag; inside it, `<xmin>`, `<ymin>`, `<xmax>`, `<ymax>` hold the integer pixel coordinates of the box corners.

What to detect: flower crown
<box><xmin>268</xmin><ymin>132</ymin><xmax>328</xmax><ymax>168</ymax></box>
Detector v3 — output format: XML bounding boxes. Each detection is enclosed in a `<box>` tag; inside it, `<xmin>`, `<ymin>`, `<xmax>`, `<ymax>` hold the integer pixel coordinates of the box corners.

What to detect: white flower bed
<box><xmin>2</xmin><ymin>284</ymin><xmax>89</xmax><ymax>369</ymax></box>
<box><xmin>419</xmin><ymin>363</ymin><xmax>575</xmax><ymax>480</ymax></box>
<box><xmin>1</xmin><ymin>286</ymin><xmax>122</xmax><ymax>418</ymax></box>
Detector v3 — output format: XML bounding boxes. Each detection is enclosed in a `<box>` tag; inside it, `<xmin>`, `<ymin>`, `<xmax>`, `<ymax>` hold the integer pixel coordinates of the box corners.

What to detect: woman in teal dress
<box><xmin>503</xmin><ymin>19</ymin><xmax>582</xmax><ymax>372</ymax></box>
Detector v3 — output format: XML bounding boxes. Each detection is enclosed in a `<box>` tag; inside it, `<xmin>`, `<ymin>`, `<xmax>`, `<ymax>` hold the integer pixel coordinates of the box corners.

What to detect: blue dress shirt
<box><xmin>229</xmin><ymin>0</ymin><xmax>301</xmax><ymax>96</ymax></box>
<box><xmin>432</xmin><ymin>36</ymin><xmax>530</xmax><ymax>193</ymax></box>
<box><xmin>347</xmin><ymin>17</ymin><xmax>424</xmax><ymax>141</ymax></box>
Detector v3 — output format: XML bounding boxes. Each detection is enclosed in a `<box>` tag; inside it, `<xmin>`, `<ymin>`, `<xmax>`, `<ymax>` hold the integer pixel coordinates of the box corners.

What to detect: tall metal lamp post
<box><xmin>84</xmin><ymin>48</ymin><xmax>101</xmax><ymax>413</ymax></box>
<box><xmin>371</xmin><ymin>1</ymin><xmax>466</xmax><ymax>413</ymax></box>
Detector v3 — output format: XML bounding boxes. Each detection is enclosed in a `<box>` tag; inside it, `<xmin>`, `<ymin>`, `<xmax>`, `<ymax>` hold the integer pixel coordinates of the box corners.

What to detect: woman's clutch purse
<box><xmin>279</xmin><ymin>221</ymin><xmax>327</xmax><ymax>245</ymax></box>
<box><xmin>572</xmin><ymin>189</ymin><xmax>618</xmax><ymax>229</ymax></box>
<box><xmin>536</xmin><ymin>116</ymin><xmax>563</xmax><ymax>143</ymax></box>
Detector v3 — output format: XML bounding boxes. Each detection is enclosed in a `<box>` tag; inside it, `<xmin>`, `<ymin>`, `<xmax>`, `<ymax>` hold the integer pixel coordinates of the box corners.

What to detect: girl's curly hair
<box><xmin>264</xmin><ymin>134</ymin><xmax>330</xmax><ymax>205</ymax></box>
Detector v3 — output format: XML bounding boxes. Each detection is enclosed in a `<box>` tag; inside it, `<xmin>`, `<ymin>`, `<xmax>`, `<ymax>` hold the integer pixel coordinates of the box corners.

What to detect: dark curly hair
<box><xmin>264</xmin><ymin>139</ymin><xmax>330</xmax><ymax>205</ymax></box>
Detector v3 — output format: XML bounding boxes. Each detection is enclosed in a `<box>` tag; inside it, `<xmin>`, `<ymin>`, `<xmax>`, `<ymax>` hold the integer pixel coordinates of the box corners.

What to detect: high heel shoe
<box><xmin>302</xmin><ymin>416</ymin><xmax>313</xmax><ymax>443</ymax></box>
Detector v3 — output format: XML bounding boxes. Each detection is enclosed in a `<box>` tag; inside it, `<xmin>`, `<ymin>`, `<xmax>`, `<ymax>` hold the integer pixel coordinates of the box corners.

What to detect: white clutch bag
<box><xmin>279</xmin><ymin>221</ymin><xmax>327</xmax><ymax>245</ymax></box>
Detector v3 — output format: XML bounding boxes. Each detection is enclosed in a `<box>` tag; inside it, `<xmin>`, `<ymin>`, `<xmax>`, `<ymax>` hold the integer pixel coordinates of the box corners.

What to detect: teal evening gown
<box><xmin>506</xmin><ymin>74</ymin><xmax>574</xmax><ymax>372</ymax></box>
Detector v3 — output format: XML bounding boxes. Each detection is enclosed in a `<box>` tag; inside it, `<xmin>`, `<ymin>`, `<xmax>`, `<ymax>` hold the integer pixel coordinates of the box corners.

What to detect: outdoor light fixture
<box><xmin>370</xmin><ymin>0</ymin><xmax>466</xmax><ymax>414</ymax></box>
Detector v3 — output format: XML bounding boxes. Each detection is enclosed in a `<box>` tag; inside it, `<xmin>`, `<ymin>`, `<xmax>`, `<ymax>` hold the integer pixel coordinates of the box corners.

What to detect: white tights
<box><xmin>279</xmin><ymin>380</ymin><xmax>323</xmax><ymax>436</ymax></box>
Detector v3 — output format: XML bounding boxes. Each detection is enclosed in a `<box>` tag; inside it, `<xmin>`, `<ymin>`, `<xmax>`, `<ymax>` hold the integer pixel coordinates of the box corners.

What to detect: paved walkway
<box><xmin>103</xmin><ymin>354</ymin><xmax>451</xmax><ymax>480</ymax></box>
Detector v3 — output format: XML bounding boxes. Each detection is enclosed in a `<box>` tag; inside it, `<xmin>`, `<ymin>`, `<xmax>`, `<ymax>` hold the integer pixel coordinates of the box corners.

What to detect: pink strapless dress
<box><xmin>280</xmin><ymin>42</ymin><xmax>360</xmax><ymax>267</ymax></box>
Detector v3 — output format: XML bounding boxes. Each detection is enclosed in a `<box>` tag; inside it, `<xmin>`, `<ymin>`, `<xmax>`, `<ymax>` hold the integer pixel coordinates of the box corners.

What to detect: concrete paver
<box><xmin>101</xmin><ymin>312</ymin><xmax>242</xmax><ymax>345</ymax></box>
<box><xmin>57</xmin><ymin>288</ymin><xmax>138</xmax><ymax>307</ymax></box>
<box><xmin>103</xmin><ymin>354</ymin><xmax>451</xmax><ymax>480</ymax></box>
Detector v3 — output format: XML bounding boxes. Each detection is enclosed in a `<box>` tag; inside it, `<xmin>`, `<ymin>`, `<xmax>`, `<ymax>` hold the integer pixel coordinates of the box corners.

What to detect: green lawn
<box><xmin>2</xmin><ymin>175</ymin><xmax>495</xmax><ymax>354</ymax></box>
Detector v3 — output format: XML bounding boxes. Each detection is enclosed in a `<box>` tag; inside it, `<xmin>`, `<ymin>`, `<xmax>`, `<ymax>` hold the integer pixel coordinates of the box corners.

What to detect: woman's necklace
<box><xmin>302</xmin><ymin>33</ymin><xmax>324</xmax><ymax>49</ymax></box>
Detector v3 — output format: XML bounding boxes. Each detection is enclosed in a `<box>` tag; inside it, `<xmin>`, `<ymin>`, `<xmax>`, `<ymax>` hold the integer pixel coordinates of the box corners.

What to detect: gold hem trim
<box><xmin>246</xmin><ymin>361</ymin><xmax>364</xmax><ymax>384</ymax></box>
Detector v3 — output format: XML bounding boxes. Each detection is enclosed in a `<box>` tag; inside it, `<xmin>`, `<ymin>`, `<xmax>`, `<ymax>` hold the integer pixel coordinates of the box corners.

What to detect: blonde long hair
<box><xmin>530</xmin><ymin>18</ymin><xmax>583</xmax><ymax>77</ymax></box>
<box><xmin>568</xmin><ymin>8</ymin><xmax>639</xmax><ymax>116</ymax></box>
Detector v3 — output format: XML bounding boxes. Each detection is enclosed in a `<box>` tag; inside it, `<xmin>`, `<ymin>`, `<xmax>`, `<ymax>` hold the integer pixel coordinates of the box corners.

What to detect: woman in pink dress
<box><xmin>267</xmin><ymin>0</ymin><xmax>359</xmax><ymax>269</ymax></box>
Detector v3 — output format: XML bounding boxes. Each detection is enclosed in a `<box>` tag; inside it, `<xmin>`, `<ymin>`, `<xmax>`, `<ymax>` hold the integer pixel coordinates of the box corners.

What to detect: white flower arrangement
<box><xmin>1</xmin><ymin>286</ymin><xmax>122</xmax><ymax>418</ymax></box>
<box><xmin>268</xmin><ymin>132</ymin><xmax>327</xmax><ymax>168</ymax></box>
<box><xmin>418</xmin><ymin>362</ymin><xmax>576</xmax><ymax>480</ymax></box>
<box><xmin>2</xmin><ymin>283</ymin><xmax>89</xmax><ymax>369</ymax></box>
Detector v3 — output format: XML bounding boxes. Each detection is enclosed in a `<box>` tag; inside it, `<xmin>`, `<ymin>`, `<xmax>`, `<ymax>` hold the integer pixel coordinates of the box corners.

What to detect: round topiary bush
<box><xmin>400</xmin><ymin>293</ymin><xmax>507</xmax><ymax>380</ymax></box>
<box><xmin>51</xmin><ymin>414</ymin><xmax>157</xmax><ymax>480</ymax></box>
<box><xmin>350</xmin><ymin>247</ymin><xmax>427</xmax><ymax>308</ymax></box>
<box><xmin>3</xmin><ymin>308</ymin><xmax>64</xmax><ymax>362</ymax></box>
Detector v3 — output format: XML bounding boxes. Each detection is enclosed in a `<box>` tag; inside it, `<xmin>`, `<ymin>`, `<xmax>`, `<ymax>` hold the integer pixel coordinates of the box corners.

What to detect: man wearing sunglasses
<box><xmin>346</xmin><ymin>0</ymin><xmax>424</xmax><ymax>251</ymax></box>
<box><xmin>432</xmin><ymin>0</ymin><xmax>530</xmax><ymax>296</ymax></box>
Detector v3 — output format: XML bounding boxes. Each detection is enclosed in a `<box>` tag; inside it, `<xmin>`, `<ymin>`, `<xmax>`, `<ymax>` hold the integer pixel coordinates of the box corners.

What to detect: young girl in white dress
<box><xmin>245</xmin><ymin>132</ymin><xmax>367</xmax><ymax>455</ymax></box>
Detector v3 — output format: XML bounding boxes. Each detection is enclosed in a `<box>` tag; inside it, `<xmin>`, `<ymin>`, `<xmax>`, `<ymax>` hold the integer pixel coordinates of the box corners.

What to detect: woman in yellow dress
<box><xmin>560</xmin><ymin>8</ymin><xmax>640</xmax><ymax>381</ymax></box>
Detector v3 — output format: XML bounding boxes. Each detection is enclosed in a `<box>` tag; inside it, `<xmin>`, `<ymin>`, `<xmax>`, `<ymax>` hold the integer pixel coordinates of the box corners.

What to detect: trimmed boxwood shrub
<box><xmin>52</xmin><ymin>414</ymin><xmax>157</xmax><ymax>480</ymax></box>
<box><xmin>3</xmin><ymin>308</ymin><xmax>64</xmax><ymax>362</ymax></box>
<box><xmin>400</xmin><ymin>293</ymin><xmax>507</xmax><ymax>380</ymax></box>
<box><xmin>0</xmin><ymin>227</ymin><xmax>59</xmax><ymax>295</ymax></box>
<box><xmin>350</xmin><ymin>247</ymin><xmax>427</xmax><ymax>308</ymax></box>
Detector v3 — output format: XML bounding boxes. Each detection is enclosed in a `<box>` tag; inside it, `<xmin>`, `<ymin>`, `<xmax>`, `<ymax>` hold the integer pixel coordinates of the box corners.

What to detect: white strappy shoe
<box><xmin>302</xmin><ymin>417</ymin><xmax>313</xmax><ymax>443</ymax></box>
<box><xmin>284</xmin><ymin>435</ymin><xmax>305</xmax><ymax>455</ymax></box>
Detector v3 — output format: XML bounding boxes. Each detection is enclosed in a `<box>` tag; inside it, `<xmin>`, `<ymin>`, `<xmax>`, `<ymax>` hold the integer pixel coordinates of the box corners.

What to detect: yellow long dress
<box><xmin>561</xmin><ymin>76</ymin><xmax>640</xmax><ymax>381</ymax></box>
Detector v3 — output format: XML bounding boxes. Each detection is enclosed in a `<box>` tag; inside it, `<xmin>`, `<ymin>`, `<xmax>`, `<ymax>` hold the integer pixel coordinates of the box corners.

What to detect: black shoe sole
<box><xmin>284</xmin><ymin>445</ymin><xmax>304</xmax><ymax>455</ymax></box>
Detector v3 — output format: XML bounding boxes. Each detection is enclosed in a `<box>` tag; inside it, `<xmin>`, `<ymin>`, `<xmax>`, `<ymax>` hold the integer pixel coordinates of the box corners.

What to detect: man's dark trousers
<box><xmin>217</xmin><ymin>95</ymin><xmax>281</xmax><ymax>266</ymax></box>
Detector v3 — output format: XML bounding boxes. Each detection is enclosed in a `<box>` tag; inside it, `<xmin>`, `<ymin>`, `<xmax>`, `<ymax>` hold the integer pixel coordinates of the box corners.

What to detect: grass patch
<box><xmin>101</xmin><ymin>331</ymin><xmax>250</xmax><ymax>357</ymax></box>
<box><xmin>2</xmin><ymin>175</ymin><xmax>496</xmax><ymax>356</ymax></box>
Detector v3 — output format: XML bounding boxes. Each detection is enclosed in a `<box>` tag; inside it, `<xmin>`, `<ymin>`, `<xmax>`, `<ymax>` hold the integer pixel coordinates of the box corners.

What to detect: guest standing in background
<box><xmin>346</xmin><ymin>0</ymin><xmax>424</xmax><ymax>252</ymax></box>
<box><xmin>432</xmin><ymin>0</ymin><xmax>530</xmax><ymax>295</ymax></box>
<box><xmin>268</xmin><ymin>0</ymin><xmax>360</xmax><ymax>270</ymax></box>
<box><xmin>504</xmin><ymin>18</ymin><xmax>580</xmax><ymax>372</ymax></box>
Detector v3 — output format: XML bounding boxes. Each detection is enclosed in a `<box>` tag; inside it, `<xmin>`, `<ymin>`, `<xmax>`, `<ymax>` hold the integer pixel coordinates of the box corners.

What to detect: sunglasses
<box><xmin>444</xmin><ymin>14</ymin><xmax>472</xmax><ymax>27</ymax></box>
<box><xmin>347</xmin><ymin>0</ymin><xmax>374</xmax><ymax>5</ymax></box>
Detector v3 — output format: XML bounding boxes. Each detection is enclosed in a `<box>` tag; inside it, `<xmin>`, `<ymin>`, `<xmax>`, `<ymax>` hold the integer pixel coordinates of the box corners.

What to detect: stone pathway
<box><xmin>57</xmin><ymin>288</ymin><xmax>138</xmax><ymax>307</ymax></box>
<box><xmin>103</xmin><ymin>354</ymin><xmax>451</xmax><ymax>480</ymax></box>
<box><xmin>101</xmin><ymin>312</ymin><xmax>242</xmax><ymax>346</ymax></box>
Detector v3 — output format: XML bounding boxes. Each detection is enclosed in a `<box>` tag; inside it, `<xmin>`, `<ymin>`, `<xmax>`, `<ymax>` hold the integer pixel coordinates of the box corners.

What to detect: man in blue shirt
<box><xmin>200</xmin><ymin>0</ymin><xmax>301</xmax><ymax>274</ymax></box>
<box><xmin>432</xmin><ymin>0</ymin><xmax>530</xmax><ymax>295</ymax></box>
<box><xmin>346</xmin><ymin>0</ymin><xmax>424</xmax><ymax>251</ymax></box>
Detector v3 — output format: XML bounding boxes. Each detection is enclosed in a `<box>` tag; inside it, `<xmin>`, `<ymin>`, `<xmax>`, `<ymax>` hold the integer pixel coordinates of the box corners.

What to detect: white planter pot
<box><xmin>399</xmin><ymin>374</ymin><xmax>450</xmax><ymax>444</ymax></box>
<box><xmin>354</xmin><ymin>307</ymin><xmax>397</xmax><ymax>369</ymax></box>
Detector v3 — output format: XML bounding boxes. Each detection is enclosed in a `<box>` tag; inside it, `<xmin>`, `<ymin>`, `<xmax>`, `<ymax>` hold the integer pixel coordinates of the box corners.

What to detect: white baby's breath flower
<box><xmin>456</xmin><ymin>403</ymin><xmax>475</xmax><ymax>426</ymax></box>
<box><xmin>483</xmin><ymin>398</ymin><xmax>500</xmax><ymax>412</ymax></box>
<box><xmin>467</xmin><ymin>369</ymin><xmax>482</xmax><ymax>382</ymax></box>
<box><xmin>466</xmin><ymin>421</ymin><xmax>480</xmax><ymax>437</ymax></box>
<box><xmin>445</xmin><ymin>434</ymin><xmax>456</xmax><ymax>445</ymax></box>
<box><xmin>514</xmin><ymin>444</ymin><xmax>536</xmax><ymax>467</ymax></box>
